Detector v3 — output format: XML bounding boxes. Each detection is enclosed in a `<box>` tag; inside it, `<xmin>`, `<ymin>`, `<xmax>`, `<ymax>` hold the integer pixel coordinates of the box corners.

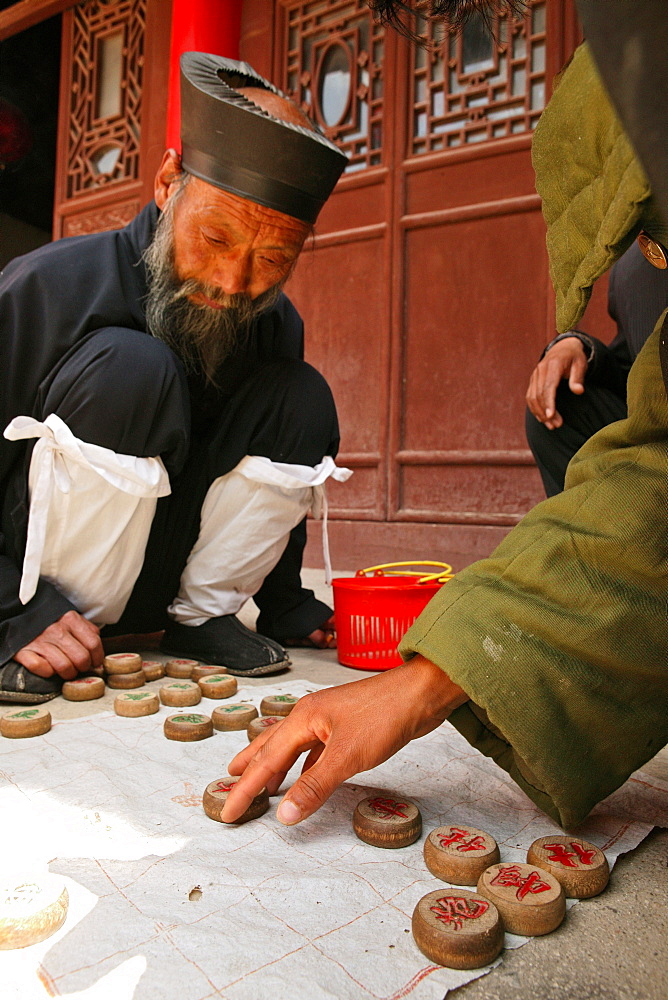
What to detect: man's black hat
<box><xmin>180</xmin><ymin>53</ymin><xmax>347</xmax><ymax>224</ymax></box>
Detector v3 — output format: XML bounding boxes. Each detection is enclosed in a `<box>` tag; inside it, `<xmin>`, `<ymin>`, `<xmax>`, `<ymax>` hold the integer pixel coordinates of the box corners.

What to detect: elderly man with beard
<box><xmin>0</xmin><ymin>54</ymin><xmax>348</xmax><ymax>702</ymax></box>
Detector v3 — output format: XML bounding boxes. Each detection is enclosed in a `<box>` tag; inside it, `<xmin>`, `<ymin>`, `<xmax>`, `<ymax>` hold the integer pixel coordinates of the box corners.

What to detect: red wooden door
<box><xmin>241</xmin><ymin>1</ymin><xmax>608</xmax><ymax>572</ymax></box>
<box><xmin>389</xmin><ymin>2</ymin><xmax>555</xmax><ymax>566</ymax></box>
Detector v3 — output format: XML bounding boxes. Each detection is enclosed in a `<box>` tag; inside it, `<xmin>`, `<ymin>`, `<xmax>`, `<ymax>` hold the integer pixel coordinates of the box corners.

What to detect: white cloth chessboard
<box><xmin>0</xmin><ymin>679</ymin><xmax>666</xmax><ymax>1000</ymax></box>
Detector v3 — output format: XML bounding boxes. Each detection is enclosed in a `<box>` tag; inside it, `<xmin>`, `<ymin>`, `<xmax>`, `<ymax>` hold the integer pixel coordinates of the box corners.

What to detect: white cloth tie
<box><xmin>168</xmin><ymin>455</ymin><xmax>352</xmax><ymax>624</ymax></box>
<box><xmin>236</xmin><ymin>455</ymin><xmax>352</xmax><ymax>586</ymax></box>
<box><xmin>4</xmin><ymin>413</ymin><xmax>170</xmax><ymax>611</ymax></box>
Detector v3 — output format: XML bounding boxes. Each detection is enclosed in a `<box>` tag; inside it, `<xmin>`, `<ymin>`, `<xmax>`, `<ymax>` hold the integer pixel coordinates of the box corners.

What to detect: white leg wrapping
<box><xmin>168</xmin><ymin>455</ymin><xmax>352</xmax><ymax>625</ymax></box>
<box><xmin>3</xmin><ymin>414</ymin><xmax>170</xmax><ymax>624</ymax></box>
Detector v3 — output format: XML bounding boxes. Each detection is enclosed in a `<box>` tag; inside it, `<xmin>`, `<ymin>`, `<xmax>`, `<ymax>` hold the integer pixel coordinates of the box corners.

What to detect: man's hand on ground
<box><xmin>285</xmin><ymin>614</ymin><xmax>336</xmax><ymax>649</ymax></box>
<box><xmin>526</xmin><ymin>337</ymin><xmax>588</xmax><ymax>429</ymax></box>
<box><xmin>14</xmin><ymin>610</ymin><xmax>104</xmax><ymax>680</ymax></box>
<box><xmin>221</xmin><ymin>654</ymin><xmax>468</xmax><ymax>826</ymax></box>
<box><xmin>307</xmin><ymin>613</ymin><xmax>336</xmax><ymax>648</ymax></box>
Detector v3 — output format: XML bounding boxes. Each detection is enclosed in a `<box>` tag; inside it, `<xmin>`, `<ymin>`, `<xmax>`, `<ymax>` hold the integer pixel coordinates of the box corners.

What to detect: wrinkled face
<box><xmin>147</xmin><ymin>151</ymin><xmax>312</xmax><ymax>383</ymax></box>
<box><xmin>158</xmin><ymin>169</ymin><xmax>310</xmax><ymax>304</ymax></box>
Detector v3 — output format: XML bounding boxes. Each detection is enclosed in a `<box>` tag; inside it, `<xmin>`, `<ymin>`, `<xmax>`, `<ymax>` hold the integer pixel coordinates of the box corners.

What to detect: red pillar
<box><xmin>166</xmin><ymin>0</ymin><xmax>243</xmax><ymax>151</ymax></box>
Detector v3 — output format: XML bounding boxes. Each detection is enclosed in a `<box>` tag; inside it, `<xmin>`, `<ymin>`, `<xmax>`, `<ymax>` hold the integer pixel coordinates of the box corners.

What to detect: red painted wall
<box><xmin>166</xmin><ymin>0</ymin><xmax>243</xmax><ymax>151</ymax></box>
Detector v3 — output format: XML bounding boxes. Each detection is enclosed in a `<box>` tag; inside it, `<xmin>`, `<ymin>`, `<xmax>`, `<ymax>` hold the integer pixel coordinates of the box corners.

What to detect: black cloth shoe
<box><xmin>0</xmin><ymin>660</ymin><xmax>62</xmax><ymax>703</ymax></box>
<box><xmin>160</xmin><ymin>616</ymin><xmax>290</xmax><ymax>677</ymax></box>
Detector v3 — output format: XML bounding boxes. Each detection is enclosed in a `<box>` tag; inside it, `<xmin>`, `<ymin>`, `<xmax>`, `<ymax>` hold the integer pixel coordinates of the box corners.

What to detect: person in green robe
<box><xmin>219</xmin><ymin>38</ymin><xmax>668</xmax><ymax>832</ymax></box>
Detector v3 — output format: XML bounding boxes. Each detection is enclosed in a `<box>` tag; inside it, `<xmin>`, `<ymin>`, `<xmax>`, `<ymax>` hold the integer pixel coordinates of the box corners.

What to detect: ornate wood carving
<box><xmin>65</xmin><ymin>0</ymin><xmax>146</xmax><ymax>198</ymax></box>
<box><xmin>281</xmin><ymin>0</ymin><xmax>384</xmax><ymax>172</ymax></box>
<box><xmin>62</xmin><ymin>199</ymin><xmax>140</xmax><ymax>236</ymax></box>
<box><xmin>411</xmin><ymin>0</ymin><xmax>547</xmax><ymax>154</ymax></box>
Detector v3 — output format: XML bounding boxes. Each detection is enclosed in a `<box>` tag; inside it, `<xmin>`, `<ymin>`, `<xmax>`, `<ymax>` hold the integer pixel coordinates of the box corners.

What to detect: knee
<box><xmin>252</xmin><ymin>360</ymin><xmax>340</xmax><ymax>464</ymax></box>
<box><xmin>40</xmin><ymin>328</ymin><xmax>189</xmax><ymax>463</ymax></box>
<box><xmin>266</xmin><ymin>359</ymin><xmax>335</xmax><ymax>413</ymax></box>
<box><xmin>272</xmin><ymin>357</ymin><xmax>337</xmax><ymax>429</ymax></box>
<box><xmin>57</xmin><ymin>327</ymin><xmax>182</xmax><ymax>401</ymax></box>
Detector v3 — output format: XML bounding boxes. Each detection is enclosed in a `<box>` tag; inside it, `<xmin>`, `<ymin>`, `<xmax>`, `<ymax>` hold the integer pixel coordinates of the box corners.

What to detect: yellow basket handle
<box><xmin>356</xmin><ymin>560</ymin><xmax>454</xmax><ymax>585</ymax></box>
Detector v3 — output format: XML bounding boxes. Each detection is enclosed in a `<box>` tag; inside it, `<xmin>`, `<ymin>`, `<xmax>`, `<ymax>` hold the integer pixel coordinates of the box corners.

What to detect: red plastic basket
<box><xmin>332</xmin><ymin>562</ymin><xmax>453</xmax><ymax>670</ymax></box>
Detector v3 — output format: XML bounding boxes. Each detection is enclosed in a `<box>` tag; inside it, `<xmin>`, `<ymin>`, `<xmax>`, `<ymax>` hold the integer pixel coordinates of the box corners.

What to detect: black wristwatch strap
<box><xmin>541</xmin><ymin>330</ymin><xmax>595</xmax><ymax>363</ymax></box>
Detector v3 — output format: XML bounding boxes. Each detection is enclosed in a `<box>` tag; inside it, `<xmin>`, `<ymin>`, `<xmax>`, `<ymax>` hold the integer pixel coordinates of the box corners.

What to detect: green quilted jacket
<box><xmin>400</xmin><ymin>44</ymin><xmax>668</xmax><ymax>829</ymax></box>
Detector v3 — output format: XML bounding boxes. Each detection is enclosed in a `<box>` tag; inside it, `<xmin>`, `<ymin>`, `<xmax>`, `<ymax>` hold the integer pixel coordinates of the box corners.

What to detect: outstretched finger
<box><xmin>275</xmin><ymin>743</ymin><xmax>355</xmax><ymax>825</ymax></box>
<box><xmin>222</xmin><ymin>724</ymin><xmax>320</xmax><ymax>822</ymax></box>
<box><xmin>226</xmin><ymin>724</ymin><xmax>289</xmax><ymax>777</ymax></box>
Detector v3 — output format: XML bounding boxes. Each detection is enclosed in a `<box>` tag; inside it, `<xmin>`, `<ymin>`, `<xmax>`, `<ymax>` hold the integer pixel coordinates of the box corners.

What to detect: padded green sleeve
<box><xmin>400</xmin><ymin>319</ymin><xmax>668</xmax><ymax>829</ymax></box>
<box><xmin>532</xmin><ymin>43</ymin><xmax>651</xmax><ymax>333</ymax></box>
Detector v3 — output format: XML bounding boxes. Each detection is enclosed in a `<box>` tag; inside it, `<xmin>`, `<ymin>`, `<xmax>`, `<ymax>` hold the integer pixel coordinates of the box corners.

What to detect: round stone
<box><xmin>114</xmin><ymin>691</ymin><xmax>160</xmax><ymax>718</ymax></box>
<box><xmin>0</xmin><ymin>873</ymin><xmax>69</xmax><ymax>949</ymax></box>
<box><xmin>259</xmin><ymin>694</ymin><xmax>299</xmax><ymax>717</ymax></box>
<box><xmin>247</xmin><ymin>715</ymin><xmax>284</xmax><ymax>742</ymax></box>
<box><xmin>106</xmin><ymin>670</ymin><xmax>145</xmax><ymax>690</ymax></box>
<box><xmin>353</xmin><ymin>795</ymin><xmax>422</xmax><ymax>849</ymax></box>
<box><xmin>192</xmin><ymin>665</ymin><xmax>228</xmax><ymax>681</ymax></box>
<box><xmin>103</xmin><ymin>653</ymin><xmax>142</xmax><ymax>675</ymax></box>
<box><xmin>164</xmin><ymin>713</ymin><xmax>213</xmax><ymax>742</ymax></box>
<box><xmin>526</xmin><ymin>836</ymin><xmax>610</xmax><ymax>898</ymax></box>
<box><xmin>424</xmin><ymin>825</ymin><xmax>500</xmax><ymax>886</ymax></box>
<box><xmin>165</xmin><ymin>658</ymin><xmax>199</xmax><ymax>679</ymax></box>
<box><xmin>198</xmin><ymin>675</ymin><xmax>237</xmax><ymax>700</ymax></box>
<box><xmin>202</xmin><ymin>776</ymin><xmax>269</xmax><ymax>824</ymax></box>
<box><xmin>141</xmin><ymin>660</ymin><xmax>165</xmax><ymax>682</ymax></box>
<box><xmin>0</xmin><ymin>706</ymin><xmax>52</xmax><ymax>739</ymax></box>
<box><xmin>412</xmin><ymin>888</ymin><xmax>504</xmax><ymax>969</ymax></box>
<box><xmin>211</xmin><ymin>703</ymin><xmax>258</xmax><ymax>731</ymax></box>
<box><xmin>159</xmin><ymin>681</ymin><xmax>202</xmax><ymax>707</ymax></box>
<box><xmin>61</xmin><ymin>676</ymin><xmax>106</xmax><ymax>701</ymax></box>
<box><xmin>477</xmin><ymin>862</ymin><xmax>566</xmax><ymax>936</ymax></box>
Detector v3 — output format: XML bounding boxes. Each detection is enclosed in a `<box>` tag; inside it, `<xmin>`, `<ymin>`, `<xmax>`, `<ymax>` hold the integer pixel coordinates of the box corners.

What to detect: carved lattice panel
<box><xmin>66</xmin><ymin>0</ymin><xmax>146</xmax><ymax>198</ymax></box>
<box><xmin>282</xmin><ymin>0</ymin><xmax>384</xmax><ymax>172</ymax></box>
<box><xmin>411</xmin><ymin>0</ymin><xmax>547</xmax><ymax>154</ymax></box>
<box><xmin>62</xmin><ymin>200</ymin><xmax>140</xmax><ymax>237</ymax></box>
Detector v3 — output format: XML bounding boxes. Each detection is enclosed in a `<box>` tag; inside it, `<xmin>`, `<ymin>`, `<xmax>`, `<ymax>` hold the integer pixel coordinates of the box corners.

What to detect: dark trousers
<box><xmin>8</xmin><ymin>327</ymin><xmax>339</xmax><ymax>641</ymax></box>
<box><xmin>525</xmin><ymin>380</ymin><xmax>627</xmax><ymax>496</ymax></box>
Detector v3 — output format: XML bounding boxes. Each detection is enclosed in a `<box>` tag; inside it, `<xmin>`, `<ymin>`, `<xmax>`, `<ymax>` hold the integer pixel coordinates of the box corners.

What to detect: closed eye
<box><xmin>258</xmin><ymin>251</ymin><xmax>297</xmax><ymax>271</ymax></box>
<box><xmin>203</xmin><ymin>233</ymin><xmax>231</xmax><ymax>249</ymax></box>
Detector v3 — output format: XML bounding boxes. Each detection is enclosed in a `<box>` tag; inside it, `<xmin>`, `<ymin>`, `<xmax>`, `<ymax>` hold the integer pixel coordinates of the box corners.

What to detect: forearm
<box><xmin>0</xmin><ymin>552</ymin><xmax>76</xmax><ymax>665</ymax></box>
<box><xmin>399</xmin><ymin>654</ymin><xmax>469</xmax><ymax>735</ymax></box>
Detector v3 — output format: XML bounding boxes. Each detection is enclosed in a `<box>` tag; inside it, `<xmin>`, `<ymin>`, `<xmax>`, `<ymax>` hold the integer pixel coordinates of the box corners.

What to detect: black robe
<box><xmin>0</xmin><ymin>201</ymin><xmax>333</xmax><ymax>664</ymax></box>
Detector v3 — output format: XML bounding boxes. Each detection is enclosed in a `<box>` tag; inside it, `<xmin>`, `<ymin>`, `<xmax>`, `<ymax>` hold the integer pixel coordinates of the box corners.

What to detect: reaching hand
<box><xmin>526</xmin><ymin>336</ymin><xmax>588</xmax><ymax>429</ymax></box>
<box><xmin>14</xmin><ymin>610</ymin><xmax>104</xmax><ymax>680</ymax></box>
<box><xmin>220</xmin><ymin>655</ymin><xmax>468</xmax><ymax>826</ymax></box>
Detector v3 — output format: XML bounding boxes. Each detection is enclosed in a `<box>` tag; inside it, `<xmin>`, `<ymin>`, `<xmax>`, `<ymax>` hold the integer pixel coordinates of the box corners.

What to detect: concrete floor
<box><xmin>44</xmin><ymin>569</ymin><xmax>668</xmax><ymax>999</ymax></box>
